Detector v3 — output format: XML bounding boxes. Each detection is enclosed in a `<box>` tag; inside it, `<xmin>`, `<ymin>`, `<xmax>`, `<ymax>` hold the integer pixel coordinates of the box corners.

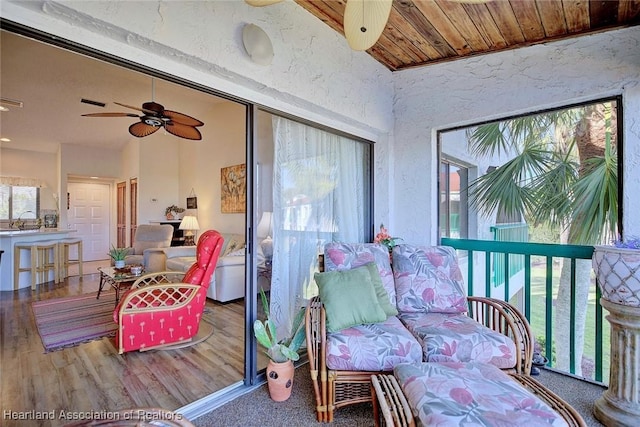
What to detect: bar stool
<box><xmin>58</xmin><ymin>238</ymin><xmax>83</xmax><ymax>282</ymax></box>
<box><xmin>13</xmin><ymin>241</ymin><xmax>60</xmax><ymax>291</ymax></box>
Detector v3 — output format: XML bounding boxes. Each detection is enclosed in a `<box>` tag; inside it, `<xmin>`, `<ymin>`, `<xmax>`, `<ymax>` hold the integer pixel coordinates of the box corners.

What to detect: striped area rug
<box><xmin>32</xmin><ymin>292</ymin><xmax>118</xmax><ymax>353</ymax></box>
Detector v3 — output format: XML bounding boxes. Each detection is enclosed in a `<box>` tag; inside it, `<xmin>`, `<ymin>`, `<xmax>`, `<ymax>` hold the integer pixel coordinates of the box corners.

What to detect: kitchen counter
<box><xmin>0</xmin><ymin>229</ymin><xmax>78</xmax><ymax>291</ymax></box>
<box><xmin>0</xmin><ymin>228</ymin><xmax>72</xmax><ymax>236</ymax></box>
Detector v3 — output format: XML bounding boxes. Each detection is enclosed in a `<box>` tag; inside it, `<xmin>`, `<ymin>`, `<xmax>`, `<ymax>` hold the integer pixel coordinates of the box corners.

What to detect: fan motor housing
<box><xmin>142</xmin><ymin>101</ymin><xmax>164</xmax><ymax>113</ymax></box>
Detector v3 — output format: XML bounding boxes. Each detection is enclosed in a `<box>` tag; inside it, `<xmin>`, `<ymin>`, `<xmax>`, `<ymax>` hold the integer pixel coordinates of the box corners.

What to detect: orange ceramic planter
<box><xmin>266</xmin><ymin>360</ymin><xmax>294</xmax><ymax>401</ymax></box>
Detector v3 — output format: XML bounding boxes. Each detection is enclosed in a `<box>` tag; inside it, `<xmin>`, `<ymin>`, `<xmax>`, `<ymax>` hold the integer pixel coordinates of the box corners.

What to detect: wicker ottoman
<box><xmin>371</xmin><ymin>362</ymin><xmax>585</xmax><ymax>427</ymax></box>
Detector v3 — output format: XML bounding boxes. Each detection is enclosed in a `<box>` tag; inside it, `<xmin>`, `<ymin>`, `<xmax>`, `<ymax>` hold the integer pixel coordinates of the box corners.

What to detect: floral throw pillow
<box><xmin>392</xmin><ymin>245</ymin><xmax>467</xmax><ymax>314</ymax></box>
<box><xmin>223</xmin><ymin>236</ymin><xmax>245</xmax><ymax>257</ymax></box>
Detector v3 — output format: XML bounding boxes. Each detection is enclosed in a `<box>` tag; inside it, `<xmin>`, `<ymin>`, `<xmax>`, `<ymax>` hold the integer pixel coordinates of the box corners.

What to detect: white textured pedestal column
<box><xmin>594</xmin><ymin>298</ymin><xmax>640</xmax><ymax>426</ymax></box>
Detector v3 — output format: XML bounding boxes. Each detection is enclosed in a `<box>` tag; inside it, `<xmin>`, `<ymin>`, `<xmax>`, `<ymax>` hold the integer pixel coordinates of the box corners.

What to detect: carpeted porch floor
<box><xmin>194</xmin><ymin>366</ymin><xmax>606</xmax><ymax>426</ymax></box>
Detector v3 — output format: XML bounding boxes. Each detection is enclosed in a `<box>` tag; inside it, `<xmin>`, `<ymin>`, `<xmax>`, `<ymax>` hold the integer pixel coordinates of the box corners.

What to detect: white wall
<box><xmin>59</xmin><ymin>143</ymin><xmax>122</xmax><ymax>226</ymax></box>
<box><xmin>393</xmin><ymin>26</ymin><xmax>640</xmax><ymax>244</ymax></box>
<box><xmin>180</xmin><ymin>102</ymin><xmax>247</xmax><ymax>235</ymax></box>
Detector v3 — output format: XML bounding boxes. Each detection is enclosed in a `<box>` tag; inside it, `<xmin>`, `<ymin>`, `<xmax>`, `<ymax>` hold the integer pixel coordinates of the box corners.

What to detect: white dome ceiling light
<box><xmin>242</xmin><ymin>23</ymin><xmax>274</xmax><ymax>66</ymax></box>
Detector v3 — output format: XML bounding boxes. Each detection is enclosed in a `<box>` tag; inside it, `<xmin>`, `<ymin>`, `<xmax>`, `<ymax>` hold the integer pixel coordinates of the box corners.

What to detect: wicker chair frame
<box><xmin>115</xmin><ymin>271</ymin><xmax>202</xmax><ymax>353</ymax></box>
<box><xmin>371</xmin><ymin>373</ymin><xmax>586</xmax><ymax>427</ymax></box>
<box><xmin>305</xmin><ymin>294</ymin><xmax>534</xmax><ymax>422</ymax></box>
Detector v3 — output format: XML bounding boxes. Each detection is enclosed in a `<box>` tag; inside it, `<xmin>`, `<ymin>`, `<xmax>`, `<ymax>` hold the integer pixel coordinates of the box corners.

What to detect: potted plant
<box><xmin>108</xmin><ymin>245</ymin><xmax>128</xmax><ymax>269</ymax></box>
<box><xmin>374</xmin><ymin>223</ymin><xmax>403</xmax><ymax>260</ymax></box>
<box><xmin>164</xmin><ymin>205</ymin><xmax>185</xmax><ymax>220</ymax></box>
<box><xmin>253</xmin><ymin>288</ymin><xmax>306</xmax><ymax>401</ymax></box>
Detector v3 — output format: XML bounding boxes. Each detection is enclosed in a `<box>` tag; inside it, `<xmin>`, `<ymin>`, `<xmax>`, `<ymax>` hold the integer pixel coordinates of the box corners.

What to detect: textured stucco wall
<box><xmin>393</xmin><ymin>26</ymin><xmax>640</xmax><ymax>244</ymax></box>
<box><xmin>2</xmin><ymin>1</ymin><xmax>639</xmax><ymax>243</ymax></box>
<box><xmin>1</xmin><ymin>1</ymin><xmax>393</xmax><ymax>136</ymax></box>
<box><xmin>1</xmin><ymin>0</ymin><xmax>395</xmax><ymax>232</ymax></box>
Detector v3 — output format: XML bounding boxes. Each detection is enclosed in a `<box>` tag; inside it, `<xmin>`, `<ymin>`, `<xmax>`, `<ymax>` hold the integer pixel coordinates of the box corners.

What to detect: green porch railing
<box><xmin>441</xmin><ymin>238</ymin><xmax>606</xmax><ymax>382</ymax></box>
<box><xmin>490</xmin><ymin>223</ymin><xmax>528</xmax><ymax>287</ymax></box>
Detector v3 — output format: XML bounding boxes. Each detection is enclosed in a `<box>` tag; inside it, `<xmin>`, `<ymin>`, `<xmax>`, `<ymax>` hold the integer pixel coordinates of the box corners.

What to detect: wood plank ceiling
<box><xmin>294</xmin><ymin>0</ymin><xmax>640</xmax><ymax>71</ymax></box>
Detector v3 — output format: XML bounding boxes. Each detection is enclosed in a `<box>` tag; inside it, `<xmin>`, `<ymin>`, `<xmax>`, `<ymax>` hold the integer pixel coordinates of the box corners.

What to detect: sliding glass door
<box><xmin>253</xmin><ymin>110</ymin><xmax>372</xmax><ymax>367</ymax></box>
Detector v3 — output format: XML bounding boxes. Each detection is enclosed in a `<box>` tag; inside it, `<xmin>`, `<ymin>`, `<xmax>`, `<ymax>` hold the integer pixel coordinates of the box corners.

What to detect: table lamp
<box><xmin>179</xmin><ymin>215</ymin><xmax>200</xmax><ymax>246</ymax></box>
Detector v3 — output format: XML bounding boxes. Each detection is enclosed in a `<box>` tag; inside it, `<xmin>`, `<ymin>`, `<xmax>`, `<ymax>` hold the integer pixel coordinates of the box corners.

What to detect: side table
<box><xmin>97</xmin><ymin>266</ymin><xmax>142</xmax><ymax>304</ymax></box>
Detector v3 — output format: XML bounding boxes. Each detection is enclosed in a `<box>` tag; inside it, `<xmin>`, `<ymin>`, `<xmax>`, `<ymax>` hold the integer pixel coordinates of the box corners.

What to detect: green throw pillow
<box><xmin>363</xmin><ymin>262</ymin><xmax>398</xmax><ymax>317</ymax></box>
<box><xmin>315</xmin><ymin>267</ymin><xmax>387</xmax><ymax>332</ymax></box>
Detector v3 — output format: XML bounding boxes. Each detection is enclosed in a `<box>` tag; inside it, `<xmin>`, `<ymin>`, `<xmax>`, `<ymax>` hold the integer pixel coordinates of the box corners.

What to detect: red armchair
<box><xmin>113</xmin><ymin>230</ymin><xmax>224</xmax><ymax>353</ymax></box>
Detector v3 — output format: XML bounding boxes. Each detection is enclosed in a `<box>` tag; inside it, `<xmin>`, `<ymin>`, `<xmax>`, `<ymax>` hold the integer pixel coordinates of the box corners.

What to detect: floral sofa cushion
<box><xmin>394</xmin><ymin>362</ymin><xmax>568</xmax><ymax>427</ymax></box>
<box><xmin>393</xmin><ymin>245</ymin><xmax>468</xmax><ymax>314</ymax></box>
<box><xmin>324</xmin><ymin>242</ymin><xmax>396</xmax><ymax>306</ymax></box>
<box><xmin>399</xmin><ymin>311</ymin><xmax>517</xmax><ymax>369</ymax></box>
<box><xmin>326</xmin><ymin>315</ymin><xmax>422</xmax><ymax>371</ymax></box>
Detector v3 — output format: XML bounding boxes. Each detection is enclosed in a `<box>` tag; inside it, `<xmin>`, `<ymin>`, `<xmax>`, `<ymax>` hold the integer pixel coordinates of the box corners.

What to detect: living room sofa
<box><xmin>306</xmin><ymin>242</ymin><xmax>533</xmax><ymax>422</ymax></box>
<box><xmin>163</xmin><ymin>233</ymin><xmax>245</xmax><ymax>302</ymax></box>
<box><xmin>163</xmin><ymin>233</ymin><xmax>271</xmax><ymax>302</ymax></box>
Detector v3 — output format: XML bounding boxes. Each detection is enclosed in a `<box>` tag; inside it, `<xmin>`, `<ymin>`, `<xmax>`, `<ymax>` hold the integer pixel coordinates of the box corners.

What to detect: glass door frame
<box><xmin>3</xmin><ymin>18</ymin><xmax>376</xmax><ymax>412</ymax></box>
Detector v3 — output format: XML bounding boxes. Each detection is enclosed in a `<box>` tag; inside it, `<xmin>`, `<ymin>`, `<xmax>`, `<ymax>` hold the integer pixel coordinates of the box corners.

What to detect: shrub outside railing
<box><xmin>441</xmin><ymin>237</ymin><xmax>608</xmax><ymax>384</ymax></box>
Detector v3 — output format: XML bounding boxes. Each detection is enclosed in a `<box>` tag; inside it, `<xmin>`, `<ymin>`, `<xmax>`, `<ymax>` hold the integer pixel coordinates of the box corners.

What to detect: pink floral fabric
<box><xmin>324</xmin><ymin>242</ymin><xmax>396</xmax><ymax>306</ymax></box>
<box><xmin>400</xmin><ymin>311</ymin><xmax>517</xmax><ymax>369</ymax></box>
<box><xmin>394</xmin><ymin>362</ymin><xmax>568</xmax><ymax>427</ymax></box>
<box><xmin>392</xmin><ymin>245</ymin><xmax>467</xmax><ymax>314</ymax></box>
<box><xmin>326</xmin><ymin>315</ymin><xmax>422</xmax><ymax>371</ymax></box>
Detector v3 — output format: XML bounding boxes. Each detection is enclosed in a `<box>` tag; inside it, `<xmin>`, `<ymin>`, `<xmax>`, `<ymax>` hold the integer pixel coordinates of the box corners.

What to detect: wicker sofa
<box><xmin>305</xmin><ymin>242</ymin><xmax>533</xmax><ymax>422</ymax></box>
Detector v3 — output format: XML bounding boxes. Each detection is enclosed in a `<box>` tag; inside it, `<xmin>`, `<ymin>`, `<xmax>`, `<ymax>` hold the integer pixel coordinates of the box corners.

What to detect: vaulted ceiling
<box><xmin>295</xmin><ymin>0</ymin><xmax>640</xmax><ymax>71</ymax></box>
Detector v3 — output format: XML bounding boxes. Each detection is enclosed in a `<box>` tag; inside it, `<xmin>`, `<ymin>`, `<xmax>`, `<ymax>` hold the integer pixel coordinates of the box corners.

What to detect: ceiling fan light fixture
<box><xmin>81</xmin><ymin>87</ymin><xmax>204</xmax><ymax>141</ymax></box>
<box><xmin>344</xmin><ymin>0</ymin><xmax>393</xmax><ymax>51</ymax></box>
<box><xmin>142</xmin><ymin>116</ymin><xmax>164</xmax><ymax>127</ymax></box>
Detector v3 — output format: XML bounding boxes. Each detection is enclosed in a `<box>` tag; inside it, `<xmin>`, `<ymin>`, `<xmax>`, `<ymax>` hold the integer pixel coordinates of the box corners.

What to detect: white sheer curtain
<box><xmin>270</xmin><ymin>116</ymin><xmax>366</xmax><ymax>338</ymax></box>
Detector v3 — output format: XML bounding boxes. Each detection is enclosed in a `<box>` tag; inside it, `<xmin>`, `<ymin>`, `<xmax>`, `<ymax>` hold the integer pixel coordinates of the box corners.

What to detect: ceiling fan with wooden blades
<box><xmin>82</xmin><ymin>83</ymin><xmax>204</xmax><ymax>140</ymax></box>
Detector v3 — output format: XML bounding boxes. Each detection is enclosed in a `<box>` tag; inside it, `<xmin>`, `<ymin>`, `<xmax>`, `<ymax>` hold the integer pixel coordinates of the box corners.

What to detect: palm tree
<box><xmin>465</xmin><ymin>101</ymin><xmax>618</xmax><ymax>376</ymax></box>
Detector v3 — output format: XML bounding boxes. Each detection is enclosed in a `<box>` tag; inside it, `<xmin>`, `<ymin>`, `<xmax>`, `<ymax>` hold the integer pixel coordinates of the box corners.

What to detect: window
<box><xmin>0</xmin><ymin>185</ymin><xmax>40</xmax><ymax>224</ymax></box>
<box><xmin>439</xmin><ymin>160</ymin><xmax>468</xmax><ymax>239</ymax></box>
<box><xmin>439</xmin><ymin>97</ymin><xmax>621</xmax><ymax>246</ymax></box>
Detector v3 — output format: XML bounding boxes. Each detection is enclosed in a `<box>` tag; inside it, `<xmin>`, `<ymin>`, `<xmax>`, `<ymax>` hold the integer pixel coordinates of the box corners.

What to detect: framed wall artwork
<box><xmin>186</xmin><ymin>197</ymin><xmax>198</xmax><ymax>209</ymax></box>
<box><xmin>186</xmin><ymin>188</ymin><xmax>198</xmax><ymax>209</ymax></box>
<box><xmin>221</xmin><ymin>164</ymin><xmax>246</xmax><ymax>213</ymax></box>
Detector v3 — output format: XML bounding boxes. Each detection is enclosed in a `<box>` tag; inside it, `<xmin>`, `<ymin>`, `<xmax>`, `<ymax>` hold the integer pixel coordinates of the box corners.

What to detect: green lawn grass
<box><xmin>526</xmin><ymin>260</ymin><xmax>610</xmax><ymax>384</ymax></box>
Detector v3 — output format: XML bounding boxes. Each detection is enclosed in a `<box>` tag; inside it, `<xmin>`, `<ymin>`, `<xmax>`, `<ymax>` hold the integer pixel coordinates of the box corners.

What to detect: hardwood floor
<box><xmin>0</xmin><ymin>265</ymin><xmax>248</xmax><ymax>427</ymax></box>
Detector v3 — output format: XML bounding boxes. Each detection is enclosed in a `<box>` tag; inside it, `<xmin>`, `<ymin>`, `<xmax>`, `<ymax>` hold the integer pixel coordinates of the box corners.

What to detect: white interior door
<box><xmin>68</xmin><ymin>182</ymin><xmax>111</xmax><ymax>262</ymax></box>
